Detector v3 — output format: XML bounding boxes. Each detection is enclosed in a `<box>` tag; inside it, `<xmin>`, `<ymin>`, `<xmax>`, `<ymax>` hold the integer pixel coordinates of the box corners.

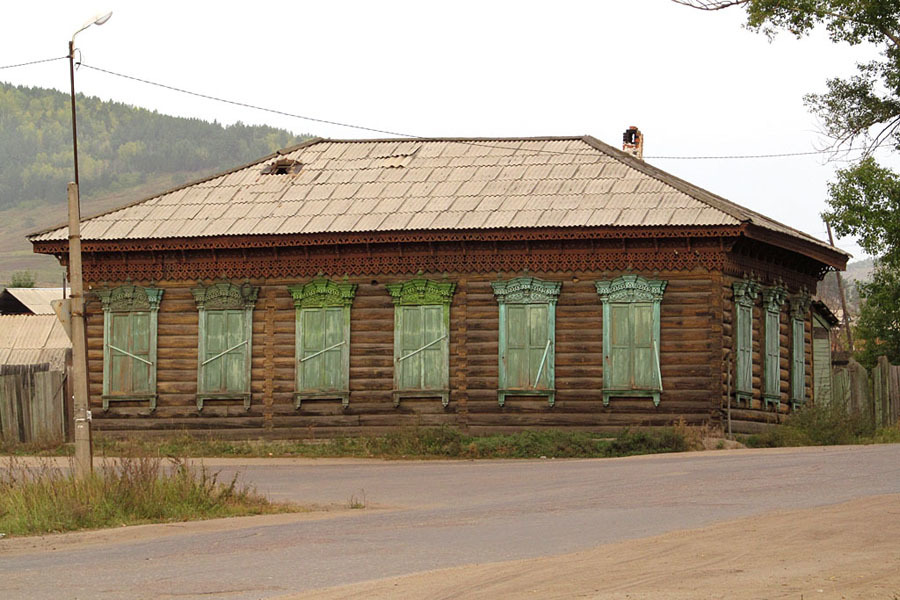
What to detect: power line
<box><xmin>0</xmin><ymin>56</ymin><xmax>67</xmax><ymax>70</ymax></box>
<box><xmin>70</xmin><ymin>62</ymin><xmax>872</xmax><ymax>161</ymax></box>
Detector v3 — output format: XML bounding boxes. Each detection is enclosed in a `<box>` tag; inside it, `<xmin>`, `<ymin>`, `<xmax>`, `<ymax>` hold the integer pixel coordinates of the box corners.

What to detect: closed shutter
<box><xmin>398</xmin><ymin>305</ymin><xmax>445</xmax><ymax>390</ymax></box>
<box><xmin>632</xmin><ymin>303</ymin><xmax>656</xmax><ymax>389</ymax></box>
<box><xmin>792</xmin><ymin>319</ymin><xmax>805</xmax><ymax>402</ymax></box>
<box><xmin>299</xmin><ymin>307</ymin><xmax>344</xmax><ymax>392</ymax></box>
<box><xmin>765</xmin><ymin>311</ymin><xmax>780</xmax><ymax>397</ymax></box>
<box><xmin>202</xmin><ymin>309</ymin><xmax>248</xmax><ymax>394</ymax></box>
<box><xmin>736</xmin><ymin>304</ymin><xmax>753</xmax><ymax>394</ymax></box>
<box><xmin>505</xmin><ymin>304</ymin><xmax>550</xmax><ymax>390</ymax></box>
<box><xmin>108</xmin><ymin>312</ymin><xmax>151</xmax><ymax>395</ymax></box>
<box><xmin>608</xmin><ymin>304</ymin><xmax>632</xmax><ymax>389</ymax></box>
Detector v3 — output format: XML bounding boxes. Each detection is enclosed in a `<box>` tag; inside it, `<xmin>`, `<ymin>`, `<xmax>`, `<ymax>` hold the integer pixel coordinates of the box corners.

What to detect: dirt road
<box><xmin>282</xmin><ymin>494</ymin><xmax>900</xmax><ymax>599</ymax></box>
<box><xmin>2</xmin><ymin>445</ymin><xmax>899</xmax><ymax>599</ymax></box>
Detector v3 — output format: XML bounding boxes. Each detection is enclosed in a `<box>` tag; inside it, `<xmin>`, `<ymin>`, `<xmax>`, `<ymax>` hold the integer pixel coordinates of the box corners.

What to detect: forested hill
<box><xmin>0</xmin><ymin>82</ymin><xmax>308</xmax><ymax>284</ymax></box>
<box><xmin>0</xmin><ymin>82</ymin><xmax>305</xmax><ymax>210</ymax></box>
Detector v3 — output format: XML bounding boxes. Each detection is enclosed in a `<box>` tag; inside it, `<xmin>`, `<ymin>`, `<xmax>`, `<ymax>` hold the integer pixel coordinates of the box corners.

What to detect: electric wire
<box><xmin>0</xmin><ymin>56</ymin><xmax>67</xmax><ymax>70</ymax></box>
<box><xmin>34</xmin><ymin>61</ymin><xmax>868</xmax><ymax>161</ymax></box>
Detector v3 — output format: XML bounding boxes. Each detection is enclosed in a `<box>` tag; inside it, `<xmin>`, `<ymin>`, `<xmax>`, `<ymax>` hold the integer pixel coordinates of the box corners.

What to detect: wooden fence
<box><xmin>0</xmin><ymin>364</ymin><xmax>68</xmax><ymax>444</ymax></box>
<box><xmin>832</xmin><ymin>355</ymin><xmax>900</xmax><ymax>429</ymax></box>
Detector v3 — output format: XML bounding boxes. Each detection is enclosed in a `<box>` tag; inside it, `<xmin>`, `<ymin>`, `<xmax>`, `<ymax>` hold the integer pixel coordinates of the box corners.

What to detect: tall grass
<box><xmin>0</xmin><ymin>456</ymin><xmax>298</xmax><ymax>537</ymax></box>
<box><xmin>744</xmin><ymin>402</ymin><xmax>900</xmax><ymax>447</ymax></box>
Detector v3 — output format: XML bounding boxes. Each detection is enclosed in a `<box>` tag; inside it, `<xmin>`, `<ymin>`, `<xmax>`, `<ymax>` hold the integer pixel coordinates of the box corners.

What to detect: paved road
<box><xmin>2</xmin><ymin>445</ymin><xmax>899</xmax><ymax>599</ymax></box>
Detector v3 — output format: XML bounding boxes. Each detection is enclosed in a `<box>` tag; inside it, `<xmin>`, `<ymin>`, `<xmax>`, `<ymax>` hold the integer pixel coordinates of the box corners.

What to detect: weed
<box><xmin>347</xmin><ymin>489</ymin><xmax>366</xmax><ymax>509</ymax></box>
<box><xmin>0</xmin><ymin>455</ymin><xmax>300</xmax><ymax>537</ymax></box>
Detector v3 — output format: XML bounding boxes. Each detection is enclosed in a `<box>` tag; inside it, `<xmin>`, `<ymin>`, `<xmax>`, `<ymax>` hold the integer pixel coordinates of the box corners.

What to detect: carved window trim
<box><xmin>386</xmin><ymin>279</ymin><xmax>456</xmax><ymax>407</ymax></box>
<box><xmin>492</xmin><ymin>277</ymin><xmax>561</xmax><ymax>407</ymax></box>
<box><xmin>95</xmin><ymin>285</ymin><xmax>163</xmax><ymax>411</ymax></box>
<box><xmin>192</xmin><ymin>282</ymin><xmax>259</xmax><ymax>411</ymax></box>
<box><xmin>287</xmin><ymin>279</ymin><xmax>357</xmax><ymax>409</ymax></box>
<box><xmin>596</xmin><ymin>275</ymin><xmax>667</xmax><ymax>407</ymax></box>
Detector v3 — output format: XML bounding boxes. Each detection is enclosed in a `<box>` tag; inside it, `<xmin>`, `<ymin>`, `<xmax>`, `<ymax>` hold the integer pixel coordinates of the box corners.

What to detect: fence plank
<box><xmin>32</xmin><ymin>371</ymin><xmax>65</xmax><ymax>443</ymax></box>
<box><xmin>0</xmin><ymin>374</ymin><xmax>21</xmax><ymax>442</ymax></box>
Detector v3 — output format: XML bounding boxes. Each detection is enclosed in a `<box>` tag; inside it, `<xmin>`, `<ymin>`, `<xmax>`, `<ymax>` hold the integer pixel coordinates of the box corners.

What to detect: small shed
<box><xmin>0</xmin><ymin>287</ymin><xmax>64</xmax><ymax>315</ymax></box>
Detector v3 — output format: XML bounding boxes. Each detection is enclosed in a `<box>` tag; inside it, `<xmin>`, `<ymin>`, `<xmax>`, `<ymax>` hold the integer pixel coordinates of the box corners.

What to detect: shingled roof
<box><xmin>28</xmin><ymin>135</ymin><xmax>847</xmax><ymax>265</ymax></box>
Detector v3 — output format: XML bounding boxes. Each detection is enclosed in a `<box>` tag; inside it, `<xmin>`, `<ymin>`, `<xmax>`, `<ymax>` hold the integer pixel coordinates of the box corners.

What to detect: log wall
<box><xmin>85</xmin><ymin>267</ymin><xmax>722</xmax><ymax>437</ymax></box>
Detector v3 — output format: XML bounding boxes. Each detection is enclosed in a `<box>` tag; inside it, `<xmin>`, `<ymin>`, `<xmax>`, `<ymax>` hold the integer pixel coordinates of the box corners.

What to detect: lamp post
<box><xmin>67</xmin><ymin>11</ymin><xmax>112</xmax><ymax>479</ymax></box>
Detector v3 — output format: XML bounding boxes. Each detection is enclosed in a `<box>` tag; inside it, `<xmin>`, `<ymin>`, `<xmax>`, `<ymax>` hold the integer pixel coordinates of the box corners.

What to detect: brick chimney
<box><xmin>622</xmin><ymin>126</ymin><xmax>643</xmax><ymax>159</ymax></box>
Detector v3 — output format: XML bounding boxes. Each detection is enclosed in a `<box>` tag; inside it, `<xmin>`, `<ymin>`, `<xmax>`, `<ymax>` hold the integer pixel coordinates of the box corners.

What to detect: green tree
<box><xmin>674</xmin><ymin>0</ymin><xmax>900</xmax><ymax>365</ymax></box>
<box><xmin>10</xmin><ymin>271</ymin><xmax>35</xmax><ymax>288</ymax></box>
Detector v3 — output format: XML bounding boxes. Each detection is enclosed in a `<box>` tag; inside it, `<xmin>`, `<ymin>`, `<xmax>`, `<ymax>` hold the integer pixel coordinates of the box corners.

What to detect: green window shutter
<box><xmin>193</xmin><ymin>283</ymin><xmax>259</xmax><ymax>411</ymax></box>
<box><xmin>762</xmin><ymin>287</ymin><xmax>786</xmax><ymax>408</ymax></box>
<box><xmin>289</xmin><ymin>279</ymin><xmax>356</xmax><ymax>408</ymax></box>
<box><xmin>732</xmin><ymin>280</ymin><xmax>760</xmax><ymax>403</ymax></box>
<box><xmin>492</xmin><ymin>277</ymin><xmax>560</xmax><ymax>407</ymax></box>
<box><xmin>632</xmin><ymin>303</ymin><xmax>655</xmax><ymax>390</ymax></box>
<box><xmin>812</xmin><ymin>314</ymin><xmax>833</xmax><ymax>406</ymax></box>
<box><xmin>596</xmin><ymin>276</ymin><xmax>666</xmax><ymax>407</ymax></box>
<box><xmin>789</xmin><ymin>294</ymin><xmax>810</xmax><ymax>409</ymax></box>
<box><xmin>764</xmin><ymin>310</ymin><xmax>780</xmax><ymax>398</ymax></box>
<box><xmin>96</xmin><ymin>285</ymin><xmax>162</xmax><ymax>411</ymax></box>
<box><xmin>386</xmin><ymin>279</ymin><xmax>456</xmax><ymax>407</ymax></box>
<box><xmin>506</xmin><ymin>304</ymin><xmax>529</xmax><ymax>388</ymax></box>
<box><xmin>608</xmin><ymin>303</ymin><xmax>632</xmax><ymax>390</ymax></box>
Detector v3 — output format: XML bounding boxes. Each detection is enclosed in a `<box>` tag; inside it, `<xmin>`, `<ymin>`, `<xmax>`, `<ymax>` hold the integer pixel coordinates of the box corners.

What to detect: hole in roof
<box><xmin>262</xmin><ymin>159</ymin><xmax>302</xmax><ymax>175</ymax></box>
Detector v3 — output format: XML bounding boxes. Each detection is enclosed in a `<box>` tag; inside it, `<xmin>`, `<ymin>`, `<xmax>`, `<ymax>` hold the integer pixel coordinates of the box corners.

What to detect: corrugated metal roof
<box><xmin>0</xmin><ymin>315</ymin><xmax>71</xmax><ymax>369</ymax></box>
<box><xmin>28</xmin><ymin>136</ymin><xmax>844</xmax><ymax>257</ymax></box>
<box><xmin>1</xmin><ymin>288</ymin><xmax>64</xmax><ymax>315</ymax></box>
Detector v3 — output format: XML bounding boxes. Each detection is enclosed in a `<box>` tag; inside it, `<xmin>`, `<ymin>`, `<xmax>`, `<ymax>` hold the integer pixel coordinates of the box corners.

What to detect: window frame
<box><xmin>96</xmin><ymin>285</ymin><xmax>163</xmax><ymax>411</ymax></box>
<box><xmin>732</xmin><ymin>279</ymin><xmax>761</xmax><ymax>405</ymax></box>
<box><xmin>762</xmin><ymin>286</ymin><xmax>787</xmax><ymax>409</ymax></box>
<box><xmin>192</xmin><ymin>282</ymin><xmax>259</xmax><ymax>411</ymax></box>
<box><xmin>288</xmin><ymin>279</ymin><xmax>357</xmax><ymax>409</ymax></box>
<box><xmin>492</xmin><ymin>277</ymin><xmax>561</xmax><ymax>407</ymax></box>
<box><xmin>596</xmin><ymin>275</ymin><xmax>667</xmax><ymax>407</ymax></box>
<box><xmin>385</xmin><ymin>279</ymin><xmax>456</xmax><ymax>407</ymax></box>
<box><xmin>789</xmin><ymin>294</ymin><xmax>811</xmax><ymax>409</ymax></box>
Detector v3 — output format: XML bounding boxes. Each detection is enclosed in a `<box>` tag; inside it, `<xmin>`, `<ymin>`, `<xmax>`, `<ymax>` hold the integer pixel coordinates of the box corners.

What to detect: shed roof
<box><xmin>28</xmin><ymin>136</ymin><xmax>847</xmax><ymax>264</ymax></box>
<box><xmin>0</xmin><ymin>288</ymin><xmax>65</xmax><ymax>315</ymax></box>
<box><xmin>0</xmin><ymin>314</ymin><xmax>70</xmax><ymax>369</ymax></box>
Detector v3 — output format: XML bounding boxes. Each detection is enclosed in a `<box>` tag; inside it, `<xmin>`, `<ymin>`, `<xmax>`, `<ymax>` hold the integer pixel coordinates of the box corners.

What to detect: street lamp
<box><xmin>67</xmin><ymin>11</ymin><xmax>112</xmax><ymax>479</ymax></box>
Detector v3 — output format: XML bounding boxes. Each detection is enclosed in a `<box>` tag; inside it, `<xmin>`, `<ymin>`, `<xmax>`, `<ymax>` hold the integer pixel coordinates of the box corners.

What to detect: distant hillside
<box><xmin>0</xmin><ymin>82</ymin><xmax>308</xmax><ymax>284</ymax></box>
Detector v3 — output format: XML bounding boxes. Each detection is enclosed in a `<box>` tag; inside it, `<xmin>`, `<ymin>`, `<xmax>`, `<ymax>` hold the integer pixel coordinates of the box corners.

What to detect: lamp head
<box><xmin>93</xmin><ymin>12</ymin><xmax>112</xmax><ymax>26</ymax></box>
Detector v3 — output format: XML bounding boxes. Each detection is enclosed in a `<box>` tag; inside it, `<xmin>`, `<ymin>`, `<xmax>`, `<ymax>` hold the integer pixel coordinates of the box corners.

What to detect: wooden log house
<box><xmin>29</xmin><ymin>135</ymin><xmax>848</xmax><ymax>437</ymax></box>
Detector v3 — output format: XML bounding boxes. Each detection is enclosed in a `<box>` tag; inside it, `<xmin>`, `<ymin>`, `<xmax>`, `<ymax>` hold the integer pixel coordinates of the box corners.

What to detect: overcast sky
<box><xmin>1</xmin><ymin>0</ymin><xmax>889</xmax><ymax>261</ymax></box>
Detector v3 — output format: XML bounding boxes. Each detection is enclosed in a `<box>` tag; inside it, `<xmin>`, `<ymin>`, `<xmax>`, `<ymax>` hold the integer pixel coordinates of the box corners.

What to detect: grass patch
<box><xmin>45</xmin><ymin>427</ymin><xmax>698</xmax><ymax>460</ymax></box>
<box><xmin>0</xmin><ymin>455</ymin><xmax>300</xmax><ymax>537</ymax></box>
<box><xmin>743</xmin><ymin>402</ymin><xmax>900</xmax><ymax>448</ymax></box>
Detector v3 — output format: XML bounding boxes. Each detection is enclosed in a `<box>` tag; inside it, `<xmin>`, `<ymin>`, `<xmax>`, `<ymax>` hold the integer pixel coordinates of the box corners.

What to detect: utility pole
<box><xmin>68</xmin><ymin>182</ymin><xmax>92</xmax><ymax>477</ymax></box>
<box><xmin>826</xmin><ymin>222</ymin><xmax>854</xmax><ymax>351</ymax></box>
<box><xmin>66</xmin><ymin>12</ymin><xmax>111</xmax><ymax>477</ymax></box>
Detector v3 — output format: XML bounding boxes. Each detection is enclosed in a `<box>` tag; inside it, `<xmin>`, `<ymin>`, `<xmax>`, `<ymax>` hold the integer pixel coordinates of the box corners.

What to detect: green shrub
<box><xmin>744</xmin><ymin>402</ymin><xmax>880</xmax><ymax>447</ymax></box>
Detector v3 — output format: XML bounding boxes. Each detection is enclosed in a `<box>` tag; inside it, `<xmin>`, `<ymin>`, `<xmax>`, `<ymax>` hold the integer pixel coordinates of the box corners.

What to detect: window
<box><xmin>596</xmin><ymin>275</ymin><xmax>667</xmax><ymax>406</ymax></box>
<box><xmin>288</xmin><ymin>279</ymin><xmax>357</xmax><ymax>409</ymax></box>
<box><xmin>492</xmin><ymin>277</ymin><xmax>561</xmax><ymax>407</ymax></box>
<box><xmin>386</xmin><ymin>279</ymin><xmax>456</xmax><ymax>407</ymax></box>
<box><xmin>762</xmin><ymin>286</ymin><xmax>786</xmax><ymax>408</ymax></box>
<box><xmin>732</xmin><ymin>280</ymin><xmax>760</xmax><ymax>404</ymax></box>
<box><xmin>192</xmin><ymin>282</ymin><xmax>259</xmax><ymax>411</ymax></box>
<box><xmin>789</xmin><ymin>294</ymin><xmax>810</xmax><ymax>409</ymax></box>
<box><xmin>96</xmin><ymin>285</ymin><xmax>162</xmax><ymax>411</ymax></box>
